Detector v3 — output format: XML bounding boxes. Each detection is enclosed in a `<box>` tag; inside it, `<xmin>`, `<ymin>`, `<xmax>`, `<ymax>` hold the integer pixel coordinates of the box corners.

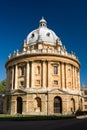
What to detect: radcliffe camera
<box><xmin>4</xmin><ymin>17</ymin><xmax>83</xmax><ymax>115</ymax></box>
<box><xmin>0</xmin><ymin>0</ymin><xmax>87</xmax><ymax>129</ymax></box>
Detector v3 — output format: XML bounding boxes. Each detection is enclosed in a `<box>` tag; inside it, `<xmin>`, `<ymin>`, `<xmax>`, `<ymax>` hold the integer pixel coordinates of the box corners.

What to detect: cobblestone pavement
<box><xmin>0</xmin><ymin>118</ymin><xmax>87</xmax><ymax>130</ymax></box>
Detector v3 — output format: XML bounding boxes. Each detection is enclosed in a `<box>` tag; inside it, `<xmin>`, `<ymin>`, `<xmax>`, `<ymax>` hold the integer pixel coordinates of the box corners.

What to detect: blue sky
<box><xmin>0</xmin><ymin>0</ymin><xmax>87</xmax><ymax>86</ymax></box>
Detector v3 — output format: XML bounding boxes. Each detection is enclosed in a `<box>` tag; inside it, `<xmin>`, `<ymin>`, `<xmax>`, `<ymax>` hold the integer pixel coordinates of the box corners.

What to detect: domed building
<box><xmin>4</xmin><ymin>17</ymin><xmax>83</xmax><ymax>115</ymax></box>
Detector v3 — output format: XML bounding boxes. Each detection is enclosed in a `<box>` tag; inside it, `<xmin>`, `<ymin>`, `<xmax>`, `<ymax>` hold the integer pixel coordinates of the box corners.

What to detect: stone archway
<box><xmin>54</xmin><ymin>96</ymin><xmax>62</xmax><ymax>113</ymax></box>
<box><xmin>17</xmin><ymin>97</ymin><xmax>22</xmax><ymax>114</ymax></box>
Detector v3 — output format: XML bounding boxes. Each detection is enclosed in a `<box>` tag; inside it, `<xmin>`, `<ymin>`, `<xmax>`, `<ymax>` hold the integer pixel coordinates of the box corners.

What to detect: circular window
<box><xmin>46</xmin><ymin>32</ymin><xmax>50</xmax><ymax>37</ymax></box>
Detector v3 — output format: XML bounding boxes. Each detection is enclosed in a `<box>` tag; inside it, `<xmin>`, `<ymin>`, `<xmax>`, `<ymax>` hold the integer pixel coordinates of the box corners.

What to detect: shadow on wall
<box><xmin>0</xmin><ymin>94</ymin><xmax>5</xmax><ymax>114</ymax></box>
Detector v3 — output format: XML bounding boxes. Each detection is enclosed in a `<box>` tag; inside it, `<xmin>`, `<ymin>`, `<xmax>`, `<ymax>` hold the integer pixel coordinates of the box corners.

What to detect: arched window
<box><xmin>22</xmin><ymin>67</ymin><xmax>25</xmax><ymax>76</ymax></box>
<box><xmin>17</xmin><ymin>97</ymin><xmax>22</xmax><ymax>114</ymax></box>
<box><xmin>54</xmin><ymin>96</ymin><xmax>62</xmax><ymax>113</ymax></box>
<box><xmin>53</xmin><ymin>66</ymin><xmax>58</xmax><ymax>75</ymax></box>
<box><xmin>34</xmin><ymin>97</ymin><xmax>41</xmax><ymax>112</ymax></box>
<box><xmin>36</xmin><ymin>66</ymin><xmax>40</xmax><ymax>75</ymax></box>
<box><xmin>71</xmin><ymin>98</ymin><xmax>75</xmax><ymax>113</ymax></box>
<box><xmin>31</xmin><ymin>33</ymin><xmax>34</xmax><ymax>38</ymax></box>
<box><xmin>19</xmin><ymin>66</ymin><xmax>25</xmax><ymax>76</ymax></box>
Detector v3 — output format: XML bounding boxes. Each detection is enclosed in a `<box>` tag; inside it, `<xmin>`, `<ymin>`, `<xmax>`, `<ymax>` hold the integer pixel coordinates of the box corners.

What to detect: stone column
<box><xmin>46</xmin><ymin>61</ymin><xmax>48</xmax><ymax>88</ymax></box>
<box><xmin>47</xmin><ymin>61</ymin><xmax>50</xmax><ymax>88</ymax></box>
<box><xmin>41</xmin><ymin>61</ymin><xmax>43</xmax><ymax>88</ymax></box>
<box><xmin>64</xmin><ymin>63</ymin><xmax>66</xmax><ymax>88</ymax></box>
<box><xmin>61</xmin><ymin>63</ymin><xmax>65</xmax><ymax>89</ymax></box>
<box><xmin>11</xmin><ymin>66</ymin><xmax>14</xmax><ymax>90</ymax></box>
<box><xmin>6</xmin><ymin>68</ymin><xmax>9</xmax><ymax>90</ymax></box>
<box><xmin>8</xmin><ymin>68</ymin><xmax>11</xmax><ymax>90</ymax></box>
<box><xmin>72</xmin><ymin>66</ymin><xmax>74</xmax><ymax>89</ymax></box>
<box><xmin>65</xmin><ymin>64</ymin><xmax>67</xmax><ymax>89</ymax></box>
<box><xmin>60</xmin><ymin>62</ymin><xmax>62</xmax><ymax>89</ymax></box>
<box><xmin>14</xmin><ymin>64</ymin><xmax>18</xmax><ymax>89</ymax></box>
<box><xmin>31</xmin><ymin>61</ymin><xmax>34</xmax><ymax>88</ymax></box>
<box><xmin>78</xmin><ymin>70</ymin><xmax>80</xmax><ymax>90</ymax></box>
<box><xmin>74</xmin><ymin>67</ymin><xmax>76</xmax><ymax>89</ymax></box>
<box><xmin>26</xmin><ymin>62</ymin><xmax>29</xmax><ymax>88</ymax></box>
<box><xmin>76</xmin><ymin>68</ymin><xmax>78</xmax><ymax>89</ymax></box>
<box><xmin>42</xmin><ymin>61</ymin><xmax>46</xmax><ymax>88</ymax></box>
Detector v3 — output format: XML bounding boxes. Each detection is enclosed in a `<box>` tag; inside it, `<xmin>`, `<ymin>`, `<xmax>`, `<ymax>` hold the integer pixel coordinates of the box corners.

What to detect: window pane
<box><xmin>84</xmin><ymin>90</ymin><xmax>87</xmax><ymax>95</ymax></box>
<box><xmin>21</xmin><ymin>67</ymin><xmax>25</xmax><ymax>76</ymax></box>
<box><xmin>54</xmin><ymin>66</ymin><xmax>58</xmax><ymax>75</ymax></box>
<box><xmin>37</xmin><ymin>66</ymin><xmax>40</xmax><ymax>74</ymax></box>
<box><xmin>54</xmin><ymin>80</ymin><xmax>58</xmax><ymax>85</ymax></box>
<box><xmin>20</xmin><ymin>81</ymin><xmax>24</xmax><ymax>86</ymax></box>
<box><xmin>85</xmin><ymin>105</ymin><xmax>87</xmax><ymax>109</ymax></box>
<box><xmin>84</xmin><ymin>97</ymin><xmax>87</xmax><ymax>102</ymax></box>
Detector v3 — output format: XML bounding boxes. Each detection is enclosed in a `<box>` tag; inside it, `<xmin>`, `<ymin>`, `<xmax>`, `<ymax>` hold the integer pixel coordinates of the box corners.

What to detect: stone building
<box><xmin>81</xmin><ymin>87</ymin><xmax>87</xmax><ymax>111</ymax></box>
<box><xmin>0</xmin><ymin>94</ymin><xmax>5</xmax><ymax>113</ymax></box>
<box><xmin>4</xmin><ymin>17</ymin><xmax>83</xmax><ymax>115</ymax></box>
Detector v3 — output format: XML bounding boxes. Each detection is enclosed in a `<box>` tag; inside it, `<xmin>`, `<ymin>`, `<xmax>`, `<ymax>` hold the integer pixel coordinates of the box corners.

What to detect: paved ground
<box><xmin>0</xmin><ymin>118</ymin><xmax>87</xmax><ymax>130</ymax></box>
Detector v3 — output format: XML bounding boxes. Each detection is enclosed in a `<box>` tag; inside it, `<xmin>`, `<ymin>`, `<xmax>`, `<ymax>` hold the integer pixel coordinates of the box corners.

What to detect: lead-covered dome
<box><xmin>27</xmin><ymin>17</ymin><xmax>62</xmax><ymax>45</ymax></box>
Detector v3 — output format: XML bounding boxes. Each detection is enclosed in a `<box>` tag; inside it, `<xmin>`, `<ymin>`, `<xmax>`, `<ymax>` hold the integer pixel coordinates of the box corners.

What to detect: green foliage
<box><xmin>0</xmin><ymin>114</ymin><xmax>76</xmax><ymax>121</ymax></box>
<box><xmin>0</xmin><ymin>79</ymin><xmax>6</xmax><ymax>93</ymax></box>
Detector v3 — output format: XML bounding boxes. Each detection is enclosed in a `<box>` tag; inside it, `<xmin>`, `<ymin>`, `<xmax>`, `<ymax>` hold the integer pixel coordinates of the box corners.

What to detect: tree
<box><xmin>0</xmin><ymin>79</ymin><xmax>6</xmax><ymax>93</ymax></box>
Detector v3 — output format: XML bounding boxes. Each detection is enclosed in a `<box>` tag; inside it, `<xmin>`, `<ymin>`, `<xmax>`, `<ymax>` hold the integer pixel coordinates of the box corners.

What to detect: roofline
<box><xmin>5</xmin><ymin>52</ymin><xmax>80</xmax><ymax>68</ymax></box>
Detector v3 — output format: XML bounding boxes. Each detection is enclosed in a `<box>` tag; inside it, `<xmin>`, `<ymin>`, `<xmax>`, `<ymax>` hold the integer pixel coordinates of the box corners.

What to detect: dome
<box><xmin>27</xmin><ymin>17</ymin><xmax>62</xmax><ymax>45</ymax></box>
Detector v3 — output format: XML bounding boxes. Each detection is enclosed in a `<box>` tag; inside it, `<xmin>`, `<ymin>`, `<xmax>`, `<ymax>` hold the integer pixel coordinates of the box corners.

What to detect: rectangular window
<box><xmin>21</xmin><ymin>67</ymin><xmax>25</xmax><ymax>76</ymax></box>
<box><xmin>84</xmin><ymin>90</ymin><xmax>87</xmax><ymax>95</ymax></box>
<box><xmin>54</xmin><ymin>80</ymin><xmax>58</xmax><ymax>85</ymax></box>
<box><xmin>54</xmin><ymin>66</ymin><xmax>58</xmax><ymax>75</ymax></box>
<box><xmin>36</xmin><ymin>66</ymin><xmax>40</xmax><ymax>75</ymax></box>
<box><xmin>85</xmin><ymin>105</ymin><xmax>87</xmax><ymax>109</ymax></box>
<box><xmin>20</xmin><ymin>81</ymin><xmax>24</xmax><ymax>86</ymax></box>
<box><xmin>36</xmin><ymin>80</ymin><xmax>40</xmax><ymax>85</ymax></box>
<box><xmin>84</xmin><ymin>97</ymin><xmax>87</xmax><ymax>102</ymax></box>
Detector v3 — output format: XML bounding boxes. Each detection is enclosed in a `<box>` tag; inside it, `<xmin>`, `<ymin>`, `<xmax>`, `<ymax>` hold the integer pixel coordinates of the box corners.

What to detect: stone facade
<box><xmin>0</xmin><ymin>94</ymin><xmax>5</xmax><ymax>113</ymax></box>
<box><xmin>4</xmin><ymin>17</ymin><xmax>83</xmax><ymax>115</ymax></box>
<box><xmin>81</xmin><ymin>87</ymin><xmax>87</xmax><ymax>111</ymax></box>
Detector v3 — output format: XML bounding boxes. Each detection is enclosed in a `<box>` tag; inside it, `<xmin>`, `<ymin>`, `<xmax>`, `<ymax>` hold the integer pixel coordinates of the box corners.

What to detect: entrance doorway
<box><xmin>17</xmin><ymin>97</ymin><xmax>22</xmax><ymax>114</ymax></box>
<box><xmin>54</xmin><ymin>96</ymin><xmax>62</xmax><ymax>113</ymax></box>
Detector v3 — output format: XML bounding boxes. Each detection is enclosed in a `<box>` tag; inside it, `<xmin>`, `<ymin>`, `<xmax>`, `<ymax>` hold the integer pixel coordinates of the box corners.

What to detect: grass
<box><xmin>0</xmin><ymin>114</ymin><xmax>76</xmax><ymax>121</ymax></box>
